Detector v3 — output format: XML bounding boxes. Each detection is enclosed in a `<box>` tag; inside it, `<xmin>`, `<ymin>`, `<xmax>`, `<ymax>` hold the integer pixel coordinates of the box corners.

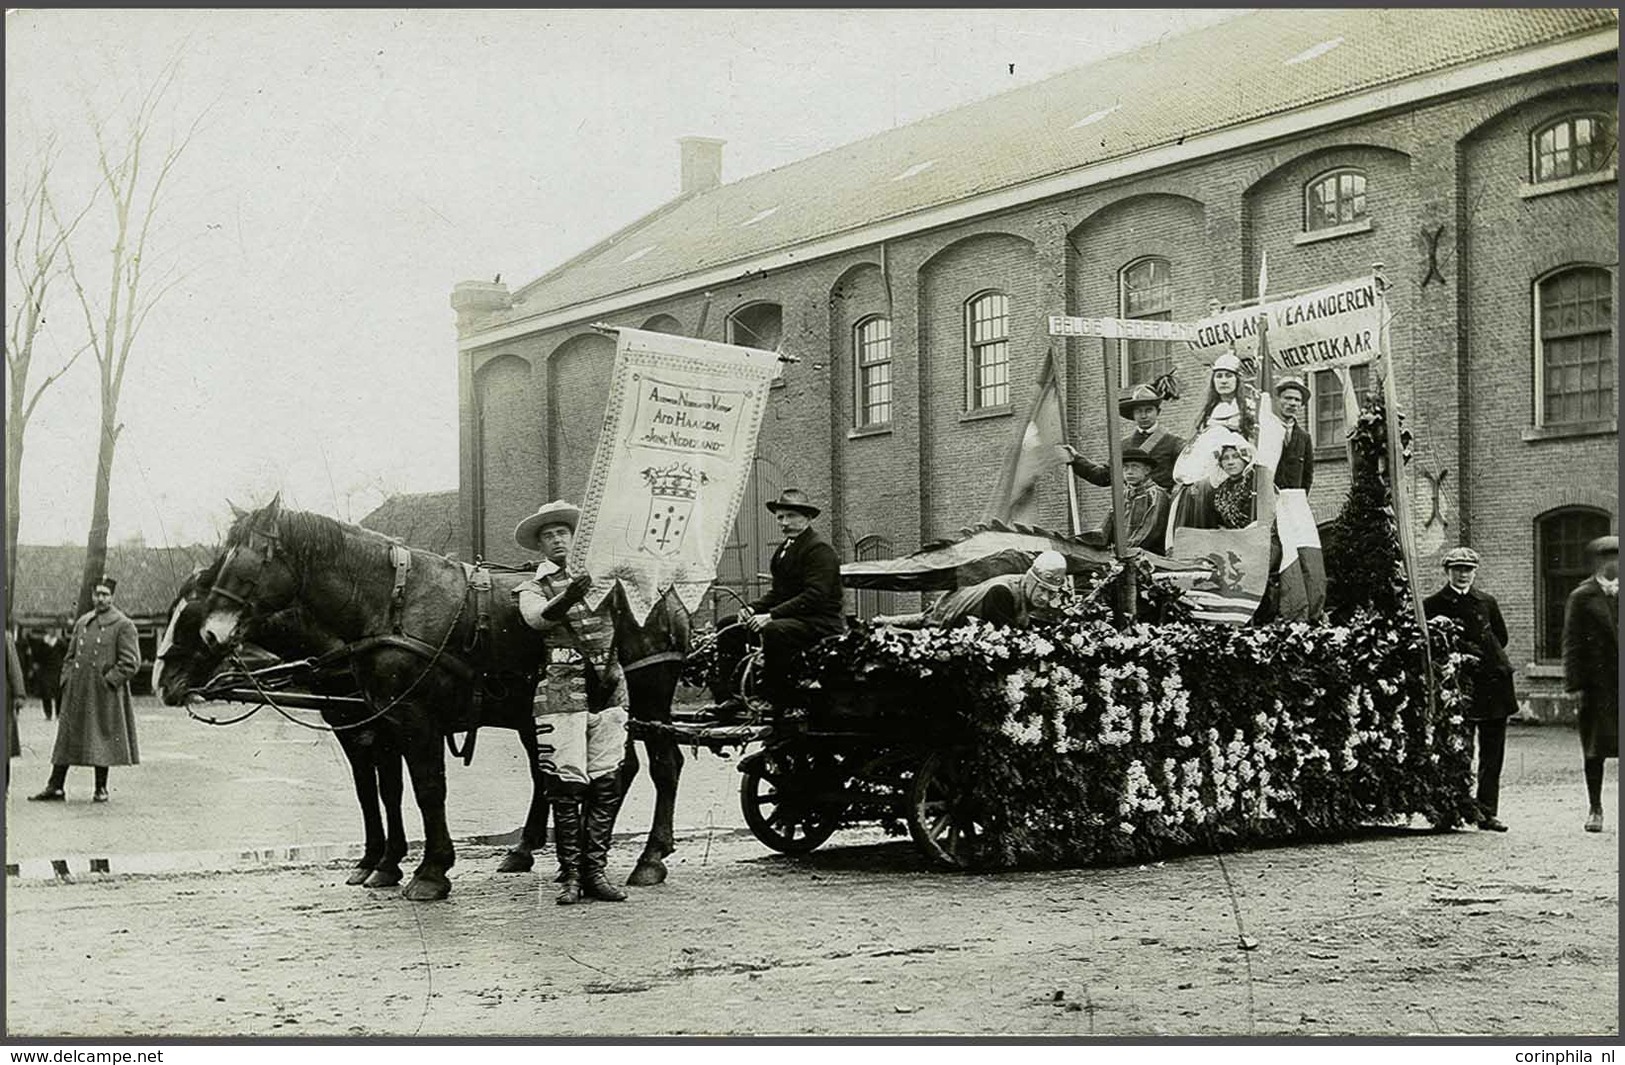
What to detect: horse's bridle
<box><xmin>208</xmin><ymin>527</ymin><xmax>282</xmax><ymax>614</ymax></box>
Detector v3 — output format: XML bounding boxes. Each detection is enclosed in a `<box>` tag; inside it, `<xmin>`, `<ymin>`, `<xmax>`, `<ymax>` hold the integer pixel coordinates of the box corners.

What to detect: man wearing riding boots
<box><xmin>513</xmin><ymin>500</ymin><xmax>631</xmax><ymax>906</ymax></box>
<box><xmin>29</xmin><ymin>577</ymin><xmax>141</xmax><ymax>804</ymax></box>
<box><xmin>716</xmin><ymin>488</ymin><xmax>844</xmax><ymax>707</ymax></box>
<box><xmin>1060</xmin><ymin>383</ymin><xmax>1186</xmax><ymax>493</ymax></box>
<box><xmin>1423</xmin><ymin>547</ymin><xmax>1518</xmax><ymax>832</ymax></box>
<box><xmin>874</xmin><ymin>551</ymin><xmax>1073</xmax><ymax>630</ymax></box>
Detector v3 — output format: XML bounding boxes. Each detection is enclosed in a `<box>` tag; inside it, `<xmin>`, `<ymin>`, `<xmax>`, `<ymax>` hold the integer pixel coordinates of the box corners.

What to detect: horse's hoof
<box><xmin>345</xmin><ymin>866</ymin><xmax>373</xmax><ymax>886</ymax></box>
<box><xmin>364</xmin><ymin>866</ymin><xmax>403</xmax><ymax>889</ymax></box>
<box><xmin>401</xmin><ymin>874</ymin><xmax>450</xmax><ymax>901</ymax></box>
<box><xmin>627</xmin><ymin>858</ymin><xmax>667</xmax><ymax>887</ymax></box>
<box><xmin>496</xmin><ymin>850</ymin><xmax>534</xmax><ymax>874</ymax></box>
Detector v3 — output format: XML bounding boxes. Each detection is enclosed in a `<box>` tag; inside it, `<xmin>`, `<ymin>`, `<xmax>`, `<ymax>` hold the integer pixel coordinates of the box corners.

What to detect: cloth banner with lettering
<box><xmin>1187</xmin><ymin>275</ymin><xmax>1382</xmax><ymax>374</ymax></box>
<box><xmin>570</xmin><ymin>327</ymin><xmax>782</xmax><ymax>624</ymax></box>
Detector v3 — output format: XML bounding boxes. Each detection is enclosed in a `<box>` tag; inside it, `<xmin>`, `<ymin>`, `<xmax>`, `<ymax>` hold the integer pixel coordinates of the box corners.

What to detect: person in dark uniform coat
<box><xmin>1061</xmin><ymin>383</ymin><xmax>1186</xmax><ymax>493</ymax></box>
<box><xmin>1271</xmin><ymin>376</ymin><xmax>1315</xmax><ymax>492</ymax></box>
<box><xmin>1563</xmin><ymin>534</ymin><xmax>1618</xmax><ymax>833</ymax></box>
<box><xmin>1423</xmin><ymin>547</ymin><xmax>1518</xmax><ymax>831</ymax></box>
<box><xmin>717</xmin><ymin>489</ymin><xmax>844</xmax><ymax>705</ymax></box>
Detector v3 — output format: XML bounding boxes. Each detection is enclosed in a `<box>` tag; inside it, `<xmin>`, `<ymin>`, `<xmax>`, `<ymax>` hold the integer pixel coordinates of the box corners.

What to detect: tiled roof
<box><xmin>358</xmin><ymin>490</ymin><xmax>460</xmax><ymax>554</ymax></box>
<box><xmin>10</xmin><ymin>544</ymin><xmax>218</xmax><ymax>623</ymax></box>
<box><xmin>510</xmin><ymin>7</ymin><xmax>1617</xmax><ymax>321</ymax></box>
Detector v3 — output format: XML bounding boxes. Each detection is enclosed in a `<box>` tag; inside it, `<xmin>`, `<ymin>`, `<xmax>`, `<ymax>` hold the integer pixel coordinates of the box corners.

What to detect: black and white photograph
<box><xmin>4</xmin><ymin>7</ymin><xmax>1619</xmax><ymax>1043</ymax></box>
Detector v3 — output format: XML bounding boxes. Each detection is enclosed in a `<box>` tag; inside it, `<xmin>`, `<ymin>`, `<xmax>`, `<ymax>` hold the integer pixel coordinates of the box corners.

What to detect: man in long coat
<box><xmin>28</xmin><ymin>577</ymin><xmax>141</xmax><ymax>803</ymax></box>
<box><xmin>1423</xmin><ymin>547</ymin><xmax>1518</xmax><ymax>832</ymax></box>
<box><xmin>1564</xmin><ymin>535</ymin><xmax>1618</xmax><ymax>833</ymax></box>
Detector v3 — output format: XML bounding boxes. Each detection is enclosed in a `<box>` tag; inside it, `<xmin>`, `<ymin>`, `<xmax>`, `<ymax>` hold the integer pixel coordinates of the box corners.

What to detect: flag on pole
<box><xmin>989</xmin><ymin>347</ymin><xmax>1069</xmax><ymax>526</ymax></box>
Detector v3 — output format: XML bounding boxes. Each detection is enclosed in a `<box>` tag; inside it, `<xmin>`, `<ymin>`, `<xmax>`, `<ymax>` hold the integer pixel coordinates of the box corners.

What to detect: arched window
<box><xmin>1536</xmin><ymin>507</ymin><xmax>1613</xmax><ymax>660</ymax></box>
<box><xmin>1118</xmin><ymin>256</ymin><xmax>1174</xmax><ymax>385</ymax></box>
<box><xmin>854</xmin><ymin>316</ymin><xmax>893</xmax><ymax>428</ymax></box>
<box><xmin>1532</xmin><ymin>114</ymin><xmax>1615</xmax><ymax>184</ymax></box>
<box><xmin>852</xmin><ymin>536</ymin><xmax>899</xmax><ymax>621</ymax></box>
<box><xmin>642</xmin><ymin>313</ymin><xmax>684</xmax><ymax>335</ymax></box>
<box><xmin>965</xmin><ymin>291</ymin><xmax>1011</xmax><ymax>410</ymax></box>
<box><xmin>1535</xmin><ymin>266</ymin><xmax>1615</xmax><ymax>426</ymax></box>
<box><xmin>727</xmin><ymin>302</ymin><xmax>783</xmax><ymax>351</ymax></box>
<box><xmin>1304</xmin><ymin>168</ymin><xmax>1367</xmax><ymax>231</ymax></box>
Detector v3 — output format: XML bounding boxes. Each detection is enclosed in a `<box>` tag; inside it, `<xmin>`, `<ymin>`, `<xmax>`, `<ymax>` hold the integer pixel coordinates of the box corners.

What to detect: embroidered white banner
<box><xmin>570</xmin><ymin>327</ymin><xmax>782</xmax><ymax>624</ymax></box>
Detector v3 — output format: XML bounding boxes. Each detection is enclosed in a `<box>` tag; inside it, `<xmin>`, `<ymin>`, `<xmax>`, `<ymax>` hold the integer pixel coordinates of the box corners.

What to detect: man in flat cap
<box><xmin>1061</xmin><ymin>383</ymin><xmax>1185</xmax><ymax>493</ymax></box>
<box><xmin>29</xmin><ymin>577</ymin><xmax>140</xmax><ymax>804</ymax></box>
<box><xmin>1564</xmin><ymin>534</ymin><xmax>1618</xmax><ymax>833</ymax></box>
<box><xmin>1424</xmin><ymin>547</ymin><xmax>1518</xmax><ymax>832</ymax></box>
<box><xmin>715</xmin><ymin>488</ymin><xmax>843</xmax><ymax>707</ymax></box>
<box><xmin>1271</xmin><ymin>376</ymin><xmax>1314</xmax><ymax>492</ymax></box>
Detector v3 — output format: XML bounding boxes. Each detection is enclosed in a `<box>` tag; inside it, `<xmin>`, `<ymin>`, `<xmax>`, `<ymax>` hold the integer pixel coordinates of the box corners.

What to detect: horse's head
<box><xmin>153</xmin><ymin>558</ymin><xmax>228</xmax><ymax>706</ymax></box>
<box><xmin>200</xmin><ymin>494</ymin><xmax>300</xmax><ymax>650</ymax></box>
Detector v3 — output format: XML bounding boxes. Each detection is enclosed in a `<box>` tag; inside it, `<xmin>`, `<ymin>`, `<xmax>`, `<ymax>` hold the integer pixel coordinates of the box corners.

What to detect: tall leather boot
<box><xmin>581</xmin><ymin>774</ymin><xmax>628</xmax><ymax>902</ymax></box>
<box><xmin>550</xmin><ymin>799</ymin><xmax>585</xmax><ymax>906</ymax></box>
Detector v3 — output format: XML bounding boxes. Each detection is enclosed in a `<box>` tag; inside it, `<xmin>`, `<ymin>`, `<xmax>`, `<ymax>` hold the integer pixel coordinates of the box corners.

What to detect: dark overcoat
<box><xmin>1423</xmin><ymin>585</ymin><xmax>1518</xmax><ymax>721</ymax></box>
<box><xmin>751</xmin><ymin>527</ymin><xmax>845</xmax><ymax>636</ymax></box>
<box><xmin>51</xmin><ymin>607</ymin><xmax>141</xmax><ymax>767</ymax></box>
<box><xmin>1563</xmin><ymin>577</ymin><xmax>1618</xmax><ymax>759</ymax></box>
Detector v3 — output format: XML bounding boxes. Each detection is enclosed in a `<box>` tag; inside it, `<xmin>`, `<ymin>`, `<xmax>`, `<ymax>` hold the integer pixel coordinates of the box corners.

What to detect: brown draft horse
<box><xmin>190</xmin><ymin>496</ymin><xmax>689</xmax><ymax>901</ymax></box>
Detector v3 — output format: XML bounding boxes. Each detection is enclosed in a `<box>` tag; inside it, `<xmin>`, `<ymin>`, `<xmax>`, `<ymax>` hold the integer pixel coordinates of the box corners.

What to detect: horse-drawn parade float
<box><xmin>152</xmin><ymin>268</ymin><xmax>1484</xmax><ymax>897</ymax></box>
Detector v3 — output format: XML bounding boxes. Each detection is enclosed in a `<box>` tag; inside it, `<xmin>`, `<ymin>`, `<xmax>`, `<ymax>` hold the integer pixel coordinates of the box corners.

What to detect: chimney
<box><xmin>678</xmin><ymin>136</ymin><xmax>725</xmax><ymax>196</ymax></box>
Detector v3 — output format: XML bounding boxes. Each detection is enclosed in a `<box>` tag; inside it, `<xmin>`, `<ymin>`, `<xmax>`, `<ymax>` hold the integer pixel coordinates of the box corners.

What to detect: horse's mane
<box><xmin>228</xmin><ymin>505</ymin><xmax>409</xmax><ymax>581</ymax></box>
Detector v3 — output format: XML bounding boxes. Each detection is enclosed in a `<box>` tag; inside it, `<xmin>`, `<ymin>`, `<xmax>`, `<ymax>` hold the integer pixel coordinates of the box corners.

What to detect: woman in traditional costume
<box><xmin>1169</xmin><ymin>352</ymin><xmax>1260</xmax><ymax>533</ymax></box>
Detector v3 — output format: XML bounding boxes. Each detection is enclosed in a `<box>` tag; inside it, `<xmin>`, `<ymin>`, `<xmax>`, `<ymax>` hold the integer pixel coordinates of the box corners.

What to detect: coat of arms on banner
<box><xmin>638</xmin><ymin>461</ymin><xmax>708</xmax><ymax>558</ymax></box>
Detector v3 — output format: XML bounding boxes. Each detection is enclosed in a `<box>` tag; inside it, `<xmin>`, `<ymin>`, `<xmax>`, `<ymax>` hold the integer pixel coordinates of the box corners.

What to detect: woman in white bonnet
<box><xmin>1170</xmin><ymin>351</ymin><xmax>1260</xmax><ymax>530</ymax></box>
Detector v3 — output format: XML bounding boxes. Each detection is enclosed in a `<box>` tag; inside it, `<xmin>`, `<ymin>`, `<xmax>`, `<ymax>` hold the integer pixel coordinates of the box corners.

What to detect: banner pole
<box><xmin>1374</xmin><ymin>273</ymin><xmax>1439</xmax><ymax>717</ymax></box>
<box><xmin>1102</xmin><ymin>337</ymin><xmax>1135</xmax><ymax>621</ymax></box>
<box><xmin>1052</xmin><ymin>345</ymin><xmax>1082</xmax><ymax>536</ymax></box>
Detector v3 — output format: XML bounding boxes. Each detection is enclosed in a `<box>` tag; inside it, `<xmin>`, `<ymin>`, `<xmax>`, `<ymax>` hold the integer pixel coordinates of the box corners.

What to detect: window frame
<box><xmin>1303</xmin><ymin>167</ymin><xmax>1369</xmax><ymax>233</ymax></box>
<box><xmin>1530</xmin><ymin>112</ymin><xmax>1616</xmax><ymax>185</ymax></box>
<box><xmin>1533</xmin><ymin>264</ymin><xmax>1616</xmax><ymax>429</ymax></box>
<box><xmin>1118</xmin><ymin>256</ymin><xmax>1175</xmax><ymax>386</ymax></box>
<box><xmin>853</xmin><ymin>315</ymin><xmax>894</xmax><ymax>429</ymax></box>
<box><xmin>1534</xmin><ymin>506</ymin><xmax>1613</xmax><ymax>662</ymax></box>
<box><xmin>1310</xmin><ymin>362</ymin><xmax>1373</xmax><ymax>455</ymax></box>
<box><xmin>964</xmin><ymin>290</ymin><xmax>1012</xmax><ymax>412</ymax></box>
<box><xmin>725</xmin><ymin>300</ymin><xmax>784</xmax><ymax>351</ymax></box>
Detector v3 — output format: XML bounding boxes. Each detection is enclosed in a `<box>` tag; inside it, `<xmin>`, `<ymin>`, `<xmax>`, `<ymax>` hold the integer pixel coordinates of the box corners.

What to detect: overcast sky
<box><xmin>5</xmin><ymin>8</ymin><xmax>1247</xmax><ymax>548</ymax></box>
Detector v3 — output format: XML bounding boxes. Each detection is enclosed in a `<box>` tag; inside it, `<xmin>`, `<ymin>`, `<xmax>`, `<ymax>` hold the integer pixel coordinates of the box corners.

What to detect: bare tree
<box><xmin>5</xmin><ymin>136</ymin><xmax>97</xmax><ymax>624</ymax></box>
<box><xmin>57</xmin><ymin>58</ymin><xmax>205</xmax><ymax>616</ymax></box>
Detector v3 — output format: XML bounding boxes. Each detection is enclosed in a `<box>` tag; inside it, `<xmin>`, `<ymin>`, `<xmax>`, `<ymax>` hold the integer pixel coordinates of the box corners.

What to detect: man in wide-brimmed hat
<box><xmin>1423</xmin><ymin>547</ymin><xmax>1517</xmax><ymax>832</ymax></box>
<box><xmin>1564</xmin><ymin>534</ymin><xmax>1618</xmax><ymax>833</ymax></box>
<box><xmin>1060</xmin><ymin>382</ymin><xmax>1185</xmax><ymax>492</ymax></box>
<box><xmin>28</xmin><ymin>576</ymin><xmax>140</xmax><ymax>804</ymax></box>
<box><xmin>716</xmin><ymin>488</ymin><xmax>843</xmax><ymax>707</ymax></box>
<box><xmin>512</xmin><ymin>499</ymin><xmax>633</xmax><ymax>905</ymax></box>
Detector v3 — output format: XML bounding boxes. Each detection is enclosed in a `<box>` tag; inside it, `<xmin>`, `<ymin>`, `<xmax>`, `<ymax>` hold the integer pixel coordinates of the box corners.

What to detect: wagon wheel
<box><xmin>907</xmin><ymin>750</ymin><xmax>985</xmax><ymax>870</ymax></box>
<box><xmin>740</xmin><ymin>744</ymin><xmax>846</xmax><ymax>855</ymax></box>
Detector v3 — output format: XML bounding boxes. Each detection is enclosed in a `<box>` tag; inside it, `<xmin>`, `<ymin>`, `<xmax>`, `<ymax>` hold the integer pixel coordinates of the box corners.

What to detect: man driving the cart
<box><xmin>714</xmin><ymin>488</ymin><xmax>844</xmax><ymax>709</ymax></box>
<box><xmin>873</xmin><ymin>550</ymin><xmax>1073</xmax><ymax>630</ymax></box>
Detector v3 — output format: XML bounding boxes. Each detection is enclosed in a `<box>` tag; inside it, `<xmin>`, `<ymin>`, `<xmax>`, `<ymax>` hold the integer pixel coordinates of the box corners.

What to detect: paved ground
<box><xmin>4</xmin><ymin>704</ymin><xmax>1618</xmax><ymax>1038</ymax></box>
<box><xmin>6</xmin><ymin>696</ymin><xmax>746</xmax><ymax>871</ymax></box>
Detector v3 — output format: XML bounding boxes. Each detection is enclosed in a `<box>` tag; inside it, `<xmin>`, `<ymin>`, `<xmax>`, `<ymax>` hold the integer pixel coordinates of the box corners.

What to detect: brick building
<box><xmin>451</xmin><ymin>9</ymin><xmax>1618</xmax><ymax>702</ymax></box>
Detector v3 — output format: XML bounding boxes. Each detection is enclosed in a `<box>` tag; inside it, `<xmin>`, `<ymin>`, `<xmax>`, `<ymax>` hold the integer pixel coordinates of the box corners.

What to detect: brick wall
<box><xmin>458</xmin><ymin>58</ymin><xmax>1617</xmax><ymax>688</ymax></box>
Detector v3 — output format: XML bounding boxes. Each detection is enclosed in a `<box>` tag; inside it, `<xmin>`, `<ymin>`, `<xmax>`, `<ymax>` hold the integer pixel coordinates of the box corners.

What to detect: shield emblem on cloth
<box><xmin>642</xmin><ymin>495</ymin><xmax>694</xmax><ymax>558</ymax></box>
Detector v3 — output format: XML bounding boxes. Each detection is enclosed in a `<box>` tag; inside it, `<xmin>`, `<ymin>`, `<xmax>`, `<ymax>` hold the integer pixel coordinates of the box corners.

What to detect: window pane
<box><xmin>1538</xmin><ymin>509</ymin><xmax>1613</xmax><ymax>658</ymax></box>
<box><xmin>1540</xmin><ymin>267</ymin><xmax>1615</xmax><ymax>425</ymax></box>
<box><xmin>1306</xmin><ymin>170</ymin><xmax>1367</xmax><ymax>231</ymax></box>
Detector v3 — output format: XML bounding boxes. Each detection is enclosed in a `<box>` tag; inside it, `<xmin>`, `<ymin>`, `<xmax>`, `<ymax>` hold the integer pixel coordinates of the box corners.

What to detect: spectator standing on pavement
<box><xmin>1563</xmin><ymin>535</ymin><xmax>1618</xmax><ymax>833</ymax></box>
<box><xmin>1423</xmin><ymin>548</ymin><xmax>1518</xmax><ymax>832</ymax></box>
<box><xmin>28</xmin><ymin>577</ymin><xmax>141</xmax><ymax>804</ymax></box>
<box><xmin>6</xmin><ymin>631</ymin><xmax>24</xmax><ymax>790</ymax></box>
<box><xmin>31</xmin><ymin>623</ymin><xmax>67</xmax><ymax>721</ymax></box>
